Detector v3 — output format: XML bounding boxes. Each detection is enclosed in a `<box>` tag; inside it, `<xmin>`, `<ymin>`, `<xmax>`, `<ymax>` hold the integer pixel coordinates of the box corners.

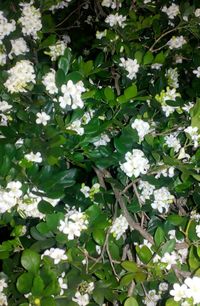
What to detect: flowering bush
<box><xmin>1</xmin><ymin>0</ymin><xmax>200</xmax><ymax>305</ymax></box>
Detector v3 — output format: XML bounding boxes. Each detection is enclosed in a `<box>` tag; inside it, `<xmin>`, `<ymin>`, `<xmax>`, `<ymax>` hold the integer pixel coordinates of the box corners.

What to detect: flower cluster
<box><xmin>155</xmin><ymin>87</ymin><xmax>181</xmax><ymax>116</ymax></box>
<box><xmin>110</xmin><ymin>215</ymin><xmax>129</xmax><ymax>240</ymax></box>
<box><xmin>19</xmin><ymin>1</ymin><xmax>42</xmax><ymax>39</ymax></box>
<box><xmin>0</xmin><ymin>11</ymin><xmax>16</xmax><ymax>42</ymax></box>
<box><xmin>151</xmin><ymin>187</ymin><xmax>174</xmax><ymax>213</ymax></box>
<box><xmin>80</xmin><ymin>183</ymin><xmax>100</xmax><ymax>200</ymax></box>
<box><xmin>131</xmin><ymin>119</ymin><xmax>151</xmax><ymax>142</ymax></box>
<box><xmin>0</xmin><ymin>275</ymin><xmax>8</xmax><ymax>306</ymax></box>
<box><xmin>59</xmin><ymin>80</ymin><xmax>86</xmax><ymax>109</ymax></box>
<box><xmin>42</xmin><ymin>69</ymin><xmax>58</xmax><ymax>95</ymax></box>
<box><xmin>58</xmin><ymin>208</ymin><xmax>88</xmax><ymax>240</ymax></box>
<box><xmin>105</xmin><ymin>13</ymin><xmax>126</xmax><ymax>28</ymax></box>
<box><xmin>119</xmin><ymin>57</ymin><xmax>140</xmax><ymax>80</ymax></box>
<box><xmin>0</xmin><ymin>181</ymin><xmax>22</xmax><ymax>214</ymax></box>
<box><xmin>42</xmin><ymin>248</ymin><xmax>68</xmax><ymax>264</ymax></box>
<box><xmin>120</xmin><ymin>149</ymin><xmax>150</xmax><ymax>178</ymax></box>
<box><xmin>170</xmin><ymin>277</ymin><xmax>200</xmax><ymax>304</ymax></box>
<box><xmin>45</xmin><ymin>40</ymin><xmax>67</xmax><ymax>61</ymax></box>
<box><xmin>4</xmin><ymin>60</ymin><xmax>36</xmax><ymax>93</ymax></box>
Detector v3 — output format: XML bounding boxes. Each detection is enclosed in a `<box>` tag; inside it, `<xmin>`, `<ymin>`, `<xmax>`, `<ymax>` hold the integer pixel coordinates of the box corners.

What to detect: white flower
<box><xmin>159</xmin><ymin>282</ymin><xmax>168</xmax><ymax>292</ymax></box>
<box><xmin>151</xmin><ymin>187</ymin><xmax>174</xmax><ymax>213</ymax></box>
<box><xmin>0</xmin><ymin>101</ymin><xmax>12</xmax><ymax>112</ymax></box>
<box><xmin>119</xmin><ymin>57</ymin><xmax>140</xmax><ymax>79</ymax></box>
<box><xmin>49</xmin><ymin>0</ymin><xmax>72</xmax><ymax>12</ymax></box>
<box><xmin>105</xmin><ymin>13</ymin><xmax>126</xmax><ymax>28</ymax></box>
<box><xmin>165</xmin><ymin>68</ymin><xmax>179</xmax><ymax>88</ymax></box>
<box><xmin>138</xmin><ymin>180</ymin><xmax>155</xmax><ymax>202</ymax></box>
<box><xmin>151</xmin><ymin>63</ymin><xmax>162</xmax><ymax>70</ymax></box>
<box><xmin>0</xmin><ymin>277</ymin><xmax>7</xmax><ymax>292</ymax></box>
<box><xmin>143</xmin><ymin>290</ymin><xmax>161</xmax><ymax>306</ymax></box>
<box><xmin>184</xmin><ymin>126</ymin><xmax>199</xmax><ymax>148</ymax></box>
<box><xmin>80</xmin><ymin>184</ymin><xmax>90</xmax><ymax>198</ymax></box>
<box><xmin>184</xmin><ymin>277</ymin><xmax>200</xmax><ymax>304</ymax></box>
<box><xmin>131</xmin><ymin>119</ymin><xmax>150</xmax><ymax>141</ymax></box>
<box><xmin>58</xmin><ymin>272</ymin><xmax>68</xmax><ymax>295</ymax></box>
<box><xmin>7</xmin><ymin>181</ymin><xmax>22</xmax><ymax>198</ymax></box>
<box><xmin>36</xmin><ymin>112</ymin><xmax>50</xmax><ymax>126</ymax></box>
<box><xmin>25</xmin><ymin>152</ymin><xmax>42</xmax><ymax>163</ymax></box>
<box><xmin>59</xmin><ymin>80</ymin><xmax>86</xmax><ymax>109</ymax></box>
<box><xmin>18</xmin><ymin>191</ymin><xmax>44</xmax><ymax>219</ymax></box>
<box><xmin>195</xmin><ymin>8</ymin><xmax>200</xmax><ymax>18</ymax></box>
<box><xmin>196</xmin><ymin>224</ymin><xmax>200</xmax><ymax>238</ymax></box>
<box><xmin>101</xmin><ymin>0</ymin><xmax>121</xmax><ymax>9</ymax></box>
<box><xmin>182</xmin><ymin>101</ymin><xmax>194</xmax><ymax>113</ymax></box>
<box><xmin>42</xmin><ymin>69</ymin><xmax>58</xmax><ymax>95</ymax></box>
<box><xmin>67</xmin><ymin>119</ymin><xmax>84</xmax><ymax>135</ymax></box>
<box><xmin>72</xmin><ymin>291</ymin><xmax>90</xmax><ymax>306</ymax></box>
<box><xmin>96</xmin><ymin>30</ymin><xmax>107</xmax><ymax>39</ymax></box>
<box><xmin>19</xmin><ymin>1</ymin><xmax>42</xmax><ymax>39</ymax></box>
<box><xmin>0</xmin><ymin>190</ymin><xmax>17</xmax><ymax>213</ymax></box>
<box><xmin>161</xmin><ymin>251</ymin><xmax>178</xmax><ymax>270</ymax></box>
<box><xmin>0</xmin><ymin>11</ymin><xmax>16</xmax><ymax>42</ymax></box>
<box><xmin>58</xmin><ymin>209</ymin><xmax>88</xmax><ymax>240</ymax></box>
<box><xmin>170</xmin><ymin>283</ymin><xmax>188</xmax><ymax>301</ymax></box>
<box><xmin>0</xmin><ymin>46</ymin><xmax>6</xmax><ymax>66</ymax></box>
<box><xmin>93</xmin><ymin>134</ymin><xmax>110</xmax><ymax>147</ymax></box>
<box><xmin>110</xmin><ymin>215</ymin><xmax>129</xmax><ymax>240</ymax></box>
<box><xmin>162</xmin><ymin>4</ymin><xmax>180</xmax><ymax>19</ymax></box>
<box><xmin>4</xmin><ymin>60</ymin><xmax>36</xmax><ymax>93</ymax></box>
<box><xmin>120</xmin><ymin>149</ymin><xmax>150</xmax><ymax>178</ymax></box>
<box><xmin>9</xmin><ymin>38</ymin><xmax>29</xmax><ymax>58</ymax></box>
<box><xmin>178</xmin><ymin>147</ymin><xmax>190</xmax><ymax>160</ymax></box>
<box><xmin>165</xmin><ymin>134</ymin><xmax>181</xmax><ymax>152</ymax></box>
<box><xmin>167</xmin><ymin>36</ymin><xmax>186</xmax><ymax>49</ymax></box>
<box><xmin>42</xmin><ymin>248</ymin><xmax>67</xmax><ymax>264</ymax></box>
<box><xmin>0</xmin><ymin>292</ymin><xmax>8</xmax><ymax>306</ymax></box>
<box><xmin>45</xmin><ymin>40</ymin><xmax>66</xmax><ymax>61</ymax></box>
<box><xmin>193</xmin><ymin>67</ymin><xmax>200</xmax><ymax>78</ymax></box>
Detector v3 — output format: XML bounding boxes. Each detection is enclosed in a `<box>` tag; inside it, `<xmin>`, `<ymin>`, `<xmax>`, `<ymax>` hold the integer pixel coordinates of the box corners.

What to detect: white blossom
<box><xmin>195</xmin><ymin>8</ymin><xmax>200</xmax><ymax>18</ymax></box>
<box><xmin>93</xmin><ymin>134</ymin><xmax>110</xmax><ymax>147</ymax></box>
<box><xmin>0</xmin><ymin>46</ymin><xmax>6</xmax><ymax>66</ymax></box>
<box><xmin>25</xmin><ymin>152</ymin><xmax>42</xmax><ymax>163</ymax></box>
<box><xmin>151</xmin><ymin>63</ymin><xmax>162</xmax><ymax>70</ymax></box>
<box><xmin>110</xmin><ymin>215</ymin><xmax>129</xmax><ymax>240</ymax></box>
<box><xmin>58</xmin><ymin>272</ymin><xmax>68</xmax><ymax>295</ymax></box>
<box><xmin>184</xmin><ymin>126</ymin><xmax>200</xmax><ymax>148</ymax></box>
<box><xmin>165</xmin><ymin>134</ymin><xmax>181</xmax><ymax>152</ymax></box>
<box><xmin>184</xmin><ymin>277</ymin><xmax>200</xmax><ymax>304</ymax></box>
<box><xmin>49</xmin><ymin>0</ymin><xmax>72</xmax><ymax>12</ymax></box>
<box><xmin>59</xmin><ymin>80</ymin><xmax>86</xmax><ymax>109</ymax></box>
<box><xmin>170</xmin><ymin>283</ymin><xmax>188</xmax><ymax>301</ymax></box>
<box><xmin>196</xmin><ymin>224</ymin><xmax>200</xmax><ymax>238</ymax></box>
<box><xmin>0</xmin><ymin>190</ymin><xmax>17</xmax><ymax>213</ymax></box>
<box><xmin>162</xmin><ymin>4</ymin><xmax>180</xmax><ymax>19</ymax></box>
<box><xmin>0</xmin><ymin>101</ymin><xmax>12</xmax><ymax>112</ymax></box>
<box><xmin>72</xmin><ymin>291</ymin><xmax>90</xmax><ymax>306</ymax></box>
<box><xmin>7</xmin><ymin>181</ymin><xmax>22</xmax><ymax>198</ymax></box>
<box><xmin>9</xmin><ymin>38</ymin><xmax>29</xmax><ymax>58</ymax></box>
<box><xmin>151</xmin><ymin>187</ymin><xmax>174</xmax><ymax>213</ymax></box>
<box><xmin>138</xmin><ymin>180</ymin><xmax>155</xmax><ymax>202</ymax></box>
<box><xmin>193</xmin><ymin>67</ymin><xmax>200</xmax><ymax>78</ymax></box>
<box><xmin>18</xmin><ymin>191</ymin><xmax>44</xmax><ymax>219</ymax></box>
<box><xmin>42</xmin><ymin>248</ymin><xmax>67</xmax><ymax>264</ymax></box>
<box><xmin>120</xmin><ymin>149</ymin><xmax>150</xmax><ymax>178</ymax></box>
<box><xmin>131</xmin><ymin>119</ymin><xmax>150</xmax><ymax>141</ymax></box>
<box><xmin>4</xmin><ymin>60</ymin><xmax>36</xmax><ymax>93</ymax></box>
<box><xmin>159</xmin><ymin>282</ymin><xmax>168</xmax><ymax>292</ymax></box>
<box><xmin>45</xmin><ymin>40</ymin><xmax>66</xmax><ymax>61</ymax></box>
<box><xmin>0</xmin><ymin>11</ymin><xmax>16</xmax><ymax>42</ymax></box>
<box><xmin>101</xmin><ymin>0</ymin><xmax>121</xmax><ymax>9</ymax></box>
<box><xmin>165</xmin><ymin>68</ymin><xmax>179</xmax><ymax>88</ymax></box>
<box><xmin>36</xmin><ymin>112</ymin><xmax>50</xmax><ymax>126</ymax></box>
<box><xmin>58</xmin><ymin>208</ymin><xmax>88</xmax><ymax>240</ymax></box>
<box><xmin>19</xmin><ymin>1</ymin><xmax>42</xmax><ymax>39</ymax></box>
<box><xmin>143</xmin><ymin>290</ymin><xmax>161</xmax><ymax>306</ymax></box>
<box><xmin>96</xmin><ymin>30</ymin><xmax>107</xmax><ymax>39</ymax></box>
<box><xmin>42</xmin><ymin>69</ymin><xmax>58</xmax><ymax>94</ymax></box>
<box><xmin>105</xmin><ymin>13</ymin><xmax>126</xmax><ymax>28</ymax></box>
<box><xmin>80</xmin><ymin>184</ymin><xmax>90</xmax><ymax>198</ymax></box>
<box><xmin>167</xmin><ymin>36</ymin><xmax>186</xmax><ymax>49</ymax></box>
<box><xmin>161</xmin><ymin>251</ymin><xmax>178</xmax><ymax>270</ymax></box>
<box><xmin>67</xmin><ymin>119</ymin><xmax>84</xmax><ymax>135</ymax></box>
<box><xmin>119</xmin><ymin>57</ymin><xmax>139</xmax><ymax>79</ymax></box>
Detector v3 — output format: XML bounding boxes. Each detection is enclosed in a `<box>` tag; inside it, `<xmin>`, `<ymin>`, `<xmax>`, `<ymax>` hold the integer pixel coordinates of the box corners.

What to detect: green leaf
<box><xmin>31</xmin><ymin>275</ymin><xmax>44</xmax><ymax>296</ymax></box>
<box><xmin>58</xmin><ymin>49</ymin><xmax>71</xmax><ymax>75</ymax></box>
<box><xmin>104</xmin><ymin>87</ymin><xmax>115</xmax><ymax>101</ymax></box>
<box><xmin>189</xmin><ymin>246</ymin><xmax>200</xmax><ymax>271</ymax></box>
<box><xmin>120</xmin><ymin>273</ymin><xmax>135</xmax><ymax>286</ymax></box>
<box><xmin>124</xmin><ymin>297</ymin><xmax>139</xmax><ymax>306</ymax></box>
<box><xmin>121</xmin><ymin>261</ymin><xmax>138</xmax><ymax>272</ymax></box>
<box><xmin>124</xmin><ymin>84</ymin><xmax>137</xmax><ymax>100</ymax></box>
<box><xmin>154</xmin><ymin>227</ymin><xmax>165</xmax><ymax>247</ymax></box>
<box><xmin>143</xmin><ymin>51</ymin><xmax>154</xmax><ymax>65</ymax></box>
<box><xmin>38</xmin><ymin>200</ymin><xmax>54</xmax><ymax>214</ymax></box>
<box><xmin>93</xmin><ymin>288</ymin><xmax>105</xmax><ymax>305</ymax></box>
<box><xmin>134</xmin><ymin>51</ymin><xmax>143</xmax><ymax>64</ymax></box>
<box><xmin>16</xmin><ymin>272</ymin><xmax>33</xmax><ymax>294</ymax></box>
<box><xmin>56</xmin><ymin>69</ymin><xmax>66</xmax><ymax>87</ymax></box>
<box><xmin>41</xmin><ymin>297</ymin><xmax>56</xmax><ymax>306</ymax></box>
<box><xmin>191</xmin><ymin>98</ymin><xmax>200</xmax><ymax>129</ymax></box>
<box><xmin>92</xmin><ymin>228</ymin><xmax>105</xmax><ymax>246</ymax></box>
<box><xmin>161</xmin><ymin>239</ymin><xmax>176</xmax><ymax>256</ymax></box>
<box><xmin>165</xmin><ymin>298</ymin><xmax>180</xmax><ymax>306</ymax></box>
<box><xmin>136</xmin><ymin>245</ymin><xmax>152</xmax><ymax>264</ymax></box>
<box><xmin>167</xmin><ymin>215</ymin><xmax>184</xmax><ymax>226</ymax></box>
<box><xmin>21</xmin><ymin>249</ymin><xmax>41</xmax><ymax>274</ymax></box>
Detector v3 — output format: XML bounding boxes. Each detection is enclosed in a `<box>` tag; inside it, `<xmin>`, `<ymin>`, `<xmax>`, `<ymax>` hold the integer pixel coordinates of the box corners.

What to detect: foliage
<box><xmin>0</xmin><ymin>0</ymin><xmax>200</xmax><ymax>305</ymax></box>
